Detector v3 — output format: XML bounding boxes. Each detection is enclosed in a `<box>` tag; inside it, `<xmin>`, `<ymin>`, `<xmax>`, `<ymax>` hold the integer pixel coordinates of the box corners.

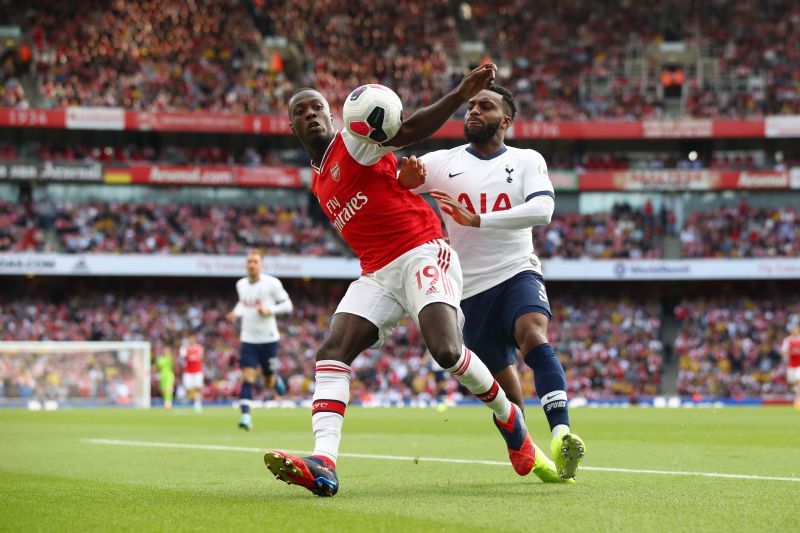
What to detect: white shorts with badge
<box><xmin>788</xmin><ymin>366</ymin><xmax>800</xmax><ymax>384</ymax></box>
<box><xmin>182</xmin><ymin>372</ymin><xmax>204</xmax><ymax>390</ymax></box>
<box><xmin>335</xmin><ymin>239</ymin><xmax>464</xmax><ymax>346</ymax></box>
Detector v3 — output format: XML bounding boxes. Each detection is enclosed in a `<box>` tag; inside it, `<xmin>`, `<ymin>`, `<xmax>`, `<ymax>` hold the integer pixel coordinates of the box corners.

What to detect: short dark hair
<box><xmin>287</xmin><ymin>87</ymin><xmax>321</xmax><ymax>117</ymax></box>
<box><xmin>487</xmin><ymin>84</ymin><xmax>517</xmax><ymax>120</ymax></box>
<box><xmin>289</xmin><ymin>86</ymin><xmax>318</xmax><ymax>99</ymax></box>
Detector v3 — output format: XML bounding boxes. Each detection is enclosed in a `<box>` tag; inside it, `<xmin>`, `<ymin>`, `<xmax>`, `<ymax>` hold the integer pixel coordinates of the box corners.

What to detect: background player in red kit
<box><xmin>264</xmin><ymin>64</ymin><xmax>562</xmax><ymax>497</ymax></box>
<box><xmin>180</xmin><ymin>334</ymin><xmax>204</xmax><ymax>413</ymax></box>
<box><xmin>781</xmin><ymin>322</ymin><xmax>800</xmax><ymax>410</ymax></box>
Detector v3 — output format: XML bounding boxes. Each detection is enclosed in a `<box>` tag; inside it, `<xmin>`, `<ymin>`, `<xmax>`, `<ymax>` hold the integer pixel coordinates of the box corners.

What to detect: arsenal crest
<box><xmin>331</xmin><ymin>161</ymin><xmax>340</xmax><ymax>181</ymax></box>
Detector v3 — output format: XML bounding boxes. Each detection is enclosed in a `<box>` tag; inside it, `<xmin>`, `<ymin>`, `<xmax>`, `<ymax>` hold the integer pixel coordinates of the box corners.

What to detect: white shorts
<box><xmin>335</xmin><ymin>239</ymin><xmax>464</xmax><ymax>347</ymax></box>
<box><xmin>788</xmin><ymin>367</ymin><xmax>800</xmax><ymax>384</ymax></box>
<box><xmin>182</xmin><ymin>372</ymin><xmax>204</xmax><ymax>390</ymax></box>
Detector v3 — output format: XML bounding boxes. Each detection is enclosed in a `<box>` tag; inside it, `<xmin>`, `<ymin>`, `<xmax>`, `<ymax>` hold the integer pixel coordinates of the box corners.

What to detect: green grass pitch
<box><xmin>1</xmin><ymin>406</ymin><xmax>798</xmax><ymax>532</ymax></box>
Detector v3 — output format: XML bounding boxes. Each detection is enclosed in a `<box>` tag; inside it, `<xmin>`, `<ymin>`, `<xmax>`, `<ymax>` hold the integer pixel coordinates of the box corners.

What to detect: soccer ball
<box><xmin>343</xmin><ymin>84</ymin><xmax>403</xmax><ymax>144</ymax></box>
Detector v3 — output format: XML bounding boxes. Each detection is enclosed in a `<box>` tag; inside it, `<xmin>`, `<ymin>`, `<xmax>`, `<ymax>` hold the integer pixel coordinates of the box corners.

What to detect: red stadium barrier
<box><xmin>121</xmin><ymin>164</ymin><xmax>304</xmax><ymax>187</ymax></box>
<box><xmin>579</xmin><ymin>170</ymin><xmax>792</xmax><ymax>191</ymax></box>
<box><xmin>2</xmin><ymin>108</ymin><xmax>795</xmax><ymax>139</ymax></box>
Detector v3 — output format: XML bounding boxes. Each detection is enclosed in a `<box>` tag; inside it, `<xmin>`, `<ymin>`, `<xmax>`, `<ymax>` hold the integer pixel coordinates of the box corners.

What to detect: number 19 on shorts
<box><xmin>415</xmin><ymin>265</ymin><xmax>454</xmax><ymax>298</ymax></box>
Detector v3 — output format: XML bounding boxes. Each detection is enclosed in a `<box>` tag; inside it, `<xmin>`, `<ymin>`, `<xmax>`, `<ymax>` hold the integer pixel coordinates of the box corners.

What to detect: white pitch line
<box><xmin>83</xmin><ymin>438</ymin><xmax>800</xmax><ymax>483</ymax></box>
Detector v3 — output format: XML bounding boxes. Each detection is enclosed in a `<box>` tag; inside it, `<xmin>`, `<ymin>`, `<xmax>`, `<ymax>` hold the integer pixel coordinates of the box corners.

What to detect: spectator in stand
<box><xmin>0</xmin><ymin>200</ymin><xmax>47</xmax><ymax>252</ymax></box>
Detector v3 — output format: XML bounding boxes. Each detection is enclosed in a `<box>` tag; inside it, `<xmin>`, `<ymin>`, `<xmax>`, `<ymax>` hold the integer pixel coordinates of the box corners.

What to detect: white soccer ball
<box><xmin>343</xmin><ymin>84</ymin><xmax>403</xmax><ymax>144</ymax></box>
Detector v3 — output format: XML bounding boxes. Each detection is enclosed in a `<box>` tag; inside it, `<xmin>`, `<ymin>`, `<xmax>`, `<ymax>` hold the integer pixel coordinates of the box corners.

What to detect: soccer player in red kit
<box><xmin>781</xmin><ymin>323</ymin><xmax>800</xmax><ymax>409</ymax></box>
<box><xmin>264</xmin><ymin>64</ymin><xmax>561</xmax><ymax>497</ymax></box>
<box><xmin>180</xmin><ymin>335</ymin><xmax>204</xmax><ymax>413</ymax></box>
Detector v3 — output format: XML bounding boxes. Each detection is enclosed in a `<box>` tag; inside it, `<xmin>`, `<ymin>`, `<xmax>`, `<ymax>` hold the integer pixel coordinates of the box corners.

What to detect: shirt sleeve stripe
<box><xmin>525</xmin><ymin>190</ymin><xmax>555</xmax><ymax>202</ymax></box>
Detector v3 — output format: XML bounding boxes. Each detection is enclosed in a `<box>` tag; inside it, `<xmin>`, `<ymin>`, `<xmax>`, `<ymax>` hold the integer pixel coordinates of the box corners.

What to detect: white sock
<box><xmin>552</xmin><ymin>424</ymin><xmax>570</xmax><ymax>440</ymax></box>
<box><xmin>446</xmin><ymin>346</ymin><xmax>512</xmax><ymax>423</ymax></box>
<box><xmin>311</xmin><ymin>360</ymin><xmax>352</xmax><ymax>467</ymax></box>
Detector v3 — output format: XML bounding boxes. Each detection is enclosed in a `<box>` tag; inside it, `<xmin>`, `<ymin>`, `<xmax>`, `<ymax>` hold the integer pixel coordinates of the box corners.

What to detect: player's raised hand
<box><xmin>456</xmin><ymin>63</ymin><xmax>497</xmax><ymax>101</ymax></box>
<box><xmin>430</xmin><ymin>189</ymin><xmax>481</xmax><ymax>227</ymax></box>
<box><xmin>398</xmin><ymin>156</ymin><xmax>427</xmax><ymax>189</ymax></box>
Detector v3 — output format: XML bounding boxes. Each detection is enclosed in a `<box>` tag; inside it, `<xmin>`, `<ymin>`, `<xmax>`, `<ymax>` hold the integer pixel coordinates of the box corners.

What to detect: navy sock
<box><xmin>240</xmin><ymin>381</ymin><xmax>253</xmax><ymax>415</ymax></box>
<box><xmin>523</xmin><ymin>343</ymin><xmax>569</xmax><ymax>430</ymax></box>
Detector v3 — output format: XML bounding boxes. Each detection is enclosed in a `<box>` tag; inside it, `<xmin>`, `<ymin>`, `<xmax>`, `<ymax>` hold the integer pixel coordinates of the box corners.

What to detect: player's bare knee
<box><xmin>316</xmin><ymin>339</ymin><xmax>346</xmax><ymax>362</ymax></box>
<box><xmin>428</xmin><ymin>343</ymin><xmax>461</xmax><ymax>370</ymax></box>
<box><xmin>242</xmin><ymin>368</ymin><xmax>257</xmax><ymax>383</ymax></box>
<box><xmin>517</xmin><ymin>320</ymin><xmax>549</xmax><ymax>354</ymax></box>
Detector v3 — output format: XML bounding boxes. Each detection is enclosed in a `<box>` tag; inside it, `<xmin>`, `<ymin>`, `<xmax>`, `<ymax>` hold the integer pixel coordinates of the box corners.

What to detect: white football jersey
<box><xmin>233</xmin><ymin>275</ymin><xmax>293</xmax><ymax>343</ymax></box>
<box><xmin>417</xmin><ymin>145</ymin><xmax>553</xmax><ymax>298</ymax></box>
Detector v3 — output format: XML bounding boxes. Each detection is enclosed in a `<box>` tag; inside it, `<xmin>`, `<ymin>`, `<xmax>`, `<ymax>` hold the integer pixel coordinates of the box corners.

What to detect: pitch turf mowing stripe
<box><xmin>83</xmin><ymin>438</ymin><xmax>800</xmax><ymax>483</ymax></box>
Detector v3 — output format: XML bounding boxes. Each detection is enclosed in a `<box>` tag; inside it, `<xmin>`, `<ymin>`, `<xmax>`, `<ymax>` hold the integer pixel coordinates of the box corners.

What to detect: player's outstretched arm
<box><xmin>430</xmin><ymin>189</ymin><xmax>554</xmax><ymax>229</ymax></box>
<box><xmin>386</xmin><ymin>63</ymin><xmax>497</xmax><ymax>148</ymax></box>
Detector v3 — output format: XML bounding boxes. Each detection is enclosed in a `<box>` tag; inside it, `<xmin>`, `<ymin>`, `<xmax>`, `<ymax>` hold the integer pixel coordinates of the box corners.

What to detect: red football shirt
<box><xmin>181</xmin><ymin>344</ymin><xmax>204</xmax><ymax>373</ymax></box>
<box><xmin>783</xmin><ymin>336</ymin><xmax>800</xmax><ymax>367</ymax></box>
<box><xmin>311</xmin><ymin>130</ymin><xmax>442</xmax><ymax>274</ymax></box>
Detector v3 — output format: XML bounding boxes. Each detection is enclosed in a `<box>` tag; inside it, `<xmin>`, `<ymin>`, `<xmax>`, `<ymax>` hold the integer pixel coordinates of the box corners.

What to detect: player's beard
<box><xmin>464</xmin><ymin>119</ymin><xmax>501</xmax><ymax>144</ymax></box>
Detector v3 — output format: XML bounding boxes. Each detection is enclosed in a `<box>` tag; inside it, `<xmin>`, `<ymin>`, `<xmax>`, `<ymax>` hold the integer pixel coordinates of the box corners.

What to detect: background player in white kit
<box><xmin>401</xmin><ymin>85</ymin><xmax>585</xmax><ymax>479</ymax></box>
<box><xmin>179</xmin><ymin>334</ymin><xmax>205</xmax><ymax>413</ymax></box>
<box><xmin>227</xmin><ymin>249</ymin><xmax>294</xmax><ymax>430</ymax></box>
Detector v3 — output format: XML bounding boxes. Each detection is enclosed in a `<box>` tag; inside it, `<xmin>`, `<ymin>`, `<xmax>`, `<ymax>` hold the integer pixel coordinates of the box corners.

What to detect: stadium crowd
<box><xmin>262</xmin><ymin>0</ymin><xmax>457</xmax><ymax>116</ymax></box>
<box><xmin>3</xmin><ymin>0</ymin><xmax>798</xmax><ymax>118</ymax></box>
<box><xmin>4</xmin><ymin>0</ymin><xmax>291</xmax><ymax>113</ymax></box>
<box><xmin>547</xmin><ymin>298</ymin><xmax>664</xmax><ymax>398</ymax></box>
<box><xmin>0</xmin><ymin>199</ymin><xmax>345</xmax><ymax>256</ymax></box>
<box><xmin>674</xmin><ymin>297</ymin><xmax>799</xmax><ymax>397</ymax></box>
<box><xmin>534</xmin><ymin>202</ymin><xmax>666</xmax><ymax>259</ymax></box>
<box><xmin>0</xmin><ymin>286</ymin><xmax>667</xmax><ymax>403</ymax></box>
<box><xmin>6</xmin><ymin>196</ymin><xmax>800</xmax><ymax>259</ymax></box>
<box><xmin>470</xmin><ymin>0</ymin><xmax>800</xmax><ymax>119</ymax></box>
<box><xmin>680</xmin><ymin>203</ymin><xmax>800</xmax><ymax>258</ymax></box>
<box><xmin>52</xmin><ymin>201</ymin><xmax>344</xmax><ymax>256</ymax></box>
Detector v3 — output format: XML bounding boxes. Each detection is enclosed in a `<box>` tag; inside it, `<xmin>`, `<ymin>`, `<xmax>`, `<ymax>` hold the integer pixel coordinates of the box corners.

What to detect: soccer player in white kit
<box><xmin>402</xmin><ymin>85</ymin><xmax>585</xmax><ymax>480</ymax></box>
<box><xmin>227</xmin><ymin>249</ymin><xmax>294</xmax><ymax>430</ymax></box>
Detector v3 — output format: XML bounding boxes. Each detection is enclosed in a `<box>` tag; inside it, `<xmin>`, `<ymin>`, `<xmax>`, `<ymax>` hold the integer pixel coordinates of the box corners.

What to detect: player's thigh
<box><xmin>417</xmin><ymin>303</ymin><xmax>463</xmax><ymax>367</ymax></box>
<box><xmin>461</xmin><ymin>287</ymin><xmax>519</xmax><ymax>377</ymax></box>
<box><xmin>182</xmin><ymin>372</ymin><xmax>202</xmax><ymax>390</ymax></box>
<box><xmin>258</xmin><ymin>342</ymin><xmax>279</xmax><ymax>377</ymax></box>
<box><xmin>240</xmin><ymin>342</ymin><xmax>261</xmax><ymax>372</ymax></box>
<box><xmin>324</xmin><ymin>277</ymin><xmax>405</xmax><ymax>363</ymax></box>
<box><xmin>499</xmin><ymin>272</ymin><xmax>552</xmax><ymax>351</ymax></box>
<box><xmin>393</xmin><ymin>240</ymin><xmax>465</xmax><ymax>356</ymax></box>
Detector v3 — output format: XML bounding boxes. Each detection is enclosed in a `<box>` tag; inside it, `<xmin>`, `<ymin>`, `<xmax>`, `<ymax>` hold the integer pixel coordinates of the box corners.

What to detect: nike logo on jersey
<box><xmin>448</xmin><ymin>171</ymin><xmax>465</xmax><ymax>178</ymax></box>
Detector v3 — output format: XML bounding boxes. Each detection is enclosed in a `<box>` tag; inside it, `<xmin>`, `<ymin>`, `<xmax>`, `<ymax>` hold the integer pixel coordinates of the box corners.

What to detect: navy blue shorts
<box><xmin>460</xmin><ymin>271</ymin><xmax>552</xmax><ymax>375</ymax></box>
<box><xmin>240</xmin><ymin>341</ymin><xmax>279</xmax><ymax>377</ymax></box>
